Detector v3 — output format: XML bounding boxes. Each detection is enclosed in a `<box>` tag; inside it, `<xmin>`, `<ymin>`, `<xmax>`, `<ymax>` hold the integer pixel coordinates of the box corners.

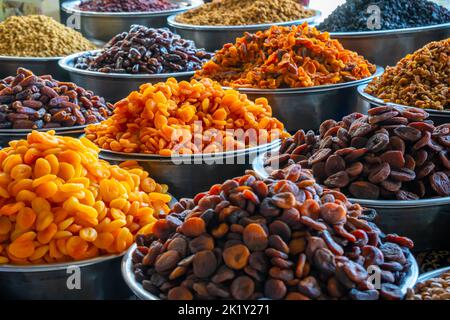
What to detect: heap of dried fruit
<box><xmin>176</xmin><ymin>0</ymin><xmax>314</xmax><ymax>26</ymax></box>
<box><xmin>0</xmin><ymin>68</ymin><xmax>113</xmax><ymax>130</ymax></box>
<box><xmin>365</xmin><ymin>39</ymin><xmax>449</xmax><ymax>111</ymax></box>
<box><xmin>264</xmin><ymin>105</ymin><xmax>450</xmax><ymax>200</ymax></box>
<box><xmin>131</xmin><ymin>165</ymin><xmax>414</xmax><ymax>300</ymax></box>
<box><xmin>85</xmin><ymin>77</ymin><xmax>288</xmax><ymax>155</ymax></box>
<box><xmin>74</xmin><ymin>25</ymin><xmax>212</xmax><ymax>74</ymax></box>
<box><xmin>77</xmin><ymin>0</ymin><xmax>178</xmax><ymax>12</ymax></box>
<box><xmin>196</xmin><ymin>24</ymin><xmax>376</xmax><ymax>89</ymax></box>
<box><xmin>0</xmin><ymin>131</ymin><xmax>170</xmax><ymax>265</ymax></box>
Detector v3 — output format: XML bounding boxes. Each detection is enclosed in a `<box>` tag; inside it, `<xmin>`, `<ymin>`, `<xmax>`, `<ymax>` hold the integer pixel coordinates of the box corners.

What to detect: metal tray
<box><xmin>166</xmin><ymin>10</ymin><xmax>321</xmax><ymax>52</ymax></box>
<box><xmin>231</xmin><ymin>66</ymin><xmax>383</xmax><ymax>133</ymax></box>
<box><xmin>59</xmin><ymin>51</ymin><xmax>195</xmax><ymax>103</ymax></box>
<box><xmin>253</xmin><ymin>151</ymin><xmax>450</xmax><ymax>252</ymax></box>
<box><xmin>358</xmin><ymin>84</ymin><xmax>450</xmax><ymax>126</ymax></box>
<box><xmin>0</xmin><ymin>253</ymin><xmax>131</xmax><ymax>299</ymax></box>
<box><xmin>61</xmin><ymin>0</ymin><xmax>203</xmax><ymax>45</ymax></box>
<box><xmin>99</xmin><ymin>140</ymin><xmax>280</xmax><ymax>198</ymax></box>
<box><xmin>0</xmin><ymin>125</ymin><xmax>87</xmax><ymax>147</ymax></box>
<box><xmin>329</xmin><ymin>23</ymin><xmax>450</xmax><ymax>67</ymax></box>
<box><xmin>0</xmin><ymin>55</ymin><xmax>69</xmax><ymax>81</ymax></box>
<box><xmin>122</xmin><ymin>243</ymin><xmax>418</xmax><ymax>300</ymax></box>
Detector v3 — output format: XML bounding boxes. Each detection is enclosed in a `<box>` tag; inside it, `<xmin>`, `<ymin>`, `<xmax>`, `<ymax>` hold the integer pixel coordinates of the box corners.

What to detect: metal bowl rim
<box><xmin>122</xmin><ymin>243</ymin><xmax>418</xmax><ymax>300</ymax></box>
<box><xmin>0</xmin><ymin>55</ymin><xmax>63</xmax><ymax>61</ymax></box>
<box><xmin>327</xmin><ymin>22</ymin><xmax>450</xmax><ymax>38</ymax></box>
<box><xmin>167</xmin><ymin>9</ymin><xmax>321</xmax><ymax>30</ymax></box>
<box><xmin>0</xmin><ymin>124</ymin><xmax>88</xmax><ymax>134</ymax></box>
<box><xmin>416</xmin><ymin>266</ymin><xmax>450</xmax><ymax>283</ymax></box>
<box><xmin>358</xmin><ymin>84</ymin><xmax>450</xmax><ymax>115</ymax></box>
<box><xmin>99</xmin><ymin>139</ymin><xmax>281</xmax><ymax>160</ymax></box>
<box><xmin>222</xmin><ymin>66</ymin><xmax>383</xmax><ymax>94</ymax></box>
<box><xmin>253</xmin><ymin>151</ymin><xmax>450</xmax><ymax>207</ymax></box>
<box><xmin>0</xmin><ymin>252</ymin><xmax>124</xmax><ymax>272</ymax></box>
<box><xmin>62</xmin><ymin>0</ymin><xmax>203</xmax><ymax>17</ymax></box>
<box><xmin>59</xmin><ymin>50</ymin><xmax>197</xmax><ymax>79</ymax></box>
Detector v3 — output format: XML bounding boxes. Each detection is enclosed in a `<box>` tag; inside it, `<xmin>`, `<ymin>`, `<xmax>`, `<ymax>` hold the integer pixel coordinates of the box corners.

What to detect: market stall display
<box><xmin>167</xmin><ymin>1</ymin><xmax>320</xmax><ymax>52</ymax></box>
<box><xmin>195</xmin><ymin>24</ymin><xmax>381</xmax><ymax>131</ymax></box>
<box><xmin>61</xmin><ymin>0</ymin><xmax>203</xmax><ymax>44</ymax></box>
<box><xmin>125</xmin><ymin>164</ymin><xmax>418</xmax><ymax>300</ymax></box>
<box><xmin>77</xmin><ymin>0</ymin><xmax>179</xmax><ymax>12</ymax></box>
<box><xmin>0</xmin><ymin>15</ymin><xmax>95</xmax><ymax>80</ymax></box>
<box><xmin>59</xmin><ymin>25</ymin><xmax>212</xmax><ymax>102</ymax></box>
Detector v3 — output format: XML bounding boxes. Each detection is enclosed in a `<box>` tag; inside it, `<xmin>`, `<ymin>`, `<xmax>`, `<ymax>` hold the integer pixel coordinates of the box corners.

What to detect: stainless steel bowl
<box><xmin>167</xmin><ymin>10</ymin><xmax>321</xmax><ymax>52</ymax></box>
<box><xmin>329</xmin><ymin>23</ymin><xmax>450</xmax><ymax>67</ymax></box>
<box><xmin>122</xmin><ymin>243</ymin><xmax>418</xmax><ymax>300</ymax></box>
<box><xmin>0</xmin><ymin>55</ymin><xmax>69</xmax><ymax>81</ymax></box>
<box><xmin>233</xmin><ymin>66</ymin><xmax>383</xmax><ymax>133</ymax></box>
<box><xmin>61</xmin><ymin>0</ymin><xmax>204</xmax><ymax>45</ymax></box>
<box><xmin>99</xmin><ymin>140</ymin><xmax>280</xmax><ymax>198</ymax></box>
<box><xmin>0</xmin><ymin>125</ymin><xmax>86</xmax><ymax>147</ymax></box>
<box><xmin>357</xmin><ymin>84</ymin><xmax>450</xmax><ymax>126</ymax></box>
<box><xmin>59</xmin><ymin>51</ymin><xmax>195</xmax><ymax>103</ymax></box>
<box><xmin>0</xmin><ymin>253</ymin><xmax>131</xmax><ymax>299</ymax></box>
<box><xmin>253</xmin><ymin>151</ymin><xmax>450</xmax><ymax>252</ymax></box>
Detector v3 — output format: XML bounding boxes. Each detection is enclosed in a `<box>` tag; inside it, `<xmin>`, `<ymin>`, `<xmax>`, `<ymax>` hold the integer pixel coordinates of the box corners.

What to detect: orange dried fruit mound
<box><xmin>85</xmin><ymin>77</ymin><xmax>288</xmax><ymax>154</ymax></box>
<box><xmin>0</xmin><ymin>130</ymin><xmax>170</xmax><ymax>265</ymax></box>
<box><xmin>196</xmin><ymin>23</ymin><xmax>376</xmax><ymax>89</ymax></box>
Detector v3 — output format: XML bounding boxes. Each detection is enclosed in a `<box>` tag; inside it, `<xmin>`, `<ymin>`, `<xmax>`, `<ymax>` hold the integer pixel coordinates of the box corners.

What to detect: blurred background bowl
<box><xmin>122</xmin><ymin>243</ymin><xmax>418</xmax><ymax>300</ymax></box>
<box><xmin>167</xmin><ymin>10</ymin><xmax>321</xmax><ymax>52</ymax></box>
<box><xmin>0</xmin><ymin>55</ymin><xmax>69</xmax><ymax>81</ymax></box>
<box><xmin>233</xmin><ymin>66</ymin><xmax>383</xmax><ymax>133</ymax></box>
<box><xmin>0</xmin><ymin>125</ymin><xmax>86</xmax><ymax>147</ymax></box>
<box><xmin>62</xmin><ymin>0</ymin><xmax>204</xmax><ymax>45</ymax></box>
<box><xmin>357</xmin><ymin>84</ymin><xmax>450</xmax><ymax>126</ymax></box>
<box><xmin>329</xmin><ymin>23</ymin><xmax>450</xmax><ymax>67</ymax></box>
<box><xmin>59</xmin><ymin>51</ymin><xmax>195</xmax><ymax>103</ymax></box>
<box><xmin>99</xmin><ymin>140</ymin><xmax>280</xmax><ymax>198</ymax></box>
<box><xmin>0</xmin><ymin>253</ymin><xmax>131</xmax><ymax>299</ymax></box>
<box><xmin>253</xmin><ymin>151</ymin><xmax>450</xmax><ymax>252</ymax></box>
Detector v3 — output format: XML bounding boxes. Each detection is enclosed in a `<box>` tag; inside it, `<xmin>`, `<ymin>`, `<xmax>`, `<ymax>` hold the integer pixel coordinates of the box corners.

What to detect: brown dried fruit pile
<box><xmin>264</xmin><ymin>105</ymin><xmax>450</xmax><ymax>200</ymax></box>
<box><xmin>365</xmin><ymin>39</ymin><xmax>449</xmax><ymax>111</ymax></box>
<box><xmin>131</xmin><ymin>165</ymin><xmax>414</xmax><ymax>300</ymax></box>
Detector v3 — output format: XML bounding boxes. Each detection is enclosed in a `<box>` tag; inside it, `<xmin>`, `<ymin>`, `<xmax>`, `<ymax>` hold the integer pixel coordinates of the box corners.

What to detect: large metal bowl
<box><xmin>167</xmin><ymin>10</ymin><xmax>321</xmax><ymax>52</ymax></box>
<box><xmin>252</xmin><ymin>151</ymin><xmax>450</xmax><ymax>252</ymax></box>
<box><xmin>416</xmin><ymin>266</ymin><xmax>450</xmax><ymax>283</ymax></box>
<box><xmin>328</xmin><ymin>23</ymin><xmax>450</xmax><ymax>67</ymax></box>
<box><xmin>0</xmin><ymin>125</ymin><xmax>86</xmax><ymax>147</ymax></box>
<box><xmin>61</xmin><ymin>0</ymin><xmax>204</xmax><ymax>45</ymax></box>
<box><xmin>99</xmin><ymin>140</ymin><xmax>280</xmax><ymax>198</ymax></box>
<box><xmin>122</xmin><ymin>243</ymin><xmax>418</xmax><ymax>300</ymax></box>
<box><xmin>59</xmin><ymin>51</ymin><xmax>195</xmax><ymax>103</ymax></box>
<box><xmin>0</xmin><ymin>55</ymin><xmax>69</xmax><ymax>81</ymax></box>
<box><xmin>358</xmin><ymin>84</ymin><xmax>450</xmax><ymax>126</ymax></box>
<box><xmin>232</xmin><ymin>66</ymin><xmax>383</xmax><ymax>133</ymax></box>
<box><xmin>0</xmin><ymin>253</ymin><xmax>131</xmax><ymax>299</ymax></box>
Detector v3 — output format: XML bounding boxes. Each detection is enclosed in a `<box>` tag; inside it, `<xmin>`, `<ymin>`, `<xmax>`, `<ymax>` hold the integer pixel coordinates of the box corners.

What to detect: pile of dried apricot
<box><xmin>85</xmin><ymin>77</ymin><xmax>288</xmax><ymax>155</ymax></box>
<box><xmin>0</xmin><ymin>130</ymin><xmax>170</xmax><ymax>265</ymax></box>
<box><xmin>131</xmin><ymin>165</ymin><xmax>414</xmax><ymax>300</ymax></box>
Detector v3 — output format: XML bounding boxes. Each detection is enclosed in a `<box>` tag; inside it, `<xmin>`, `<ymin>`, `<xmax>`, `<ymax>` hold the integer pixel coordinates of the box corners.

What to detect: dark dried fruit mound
<box><xmin>131</xmin><ymin>165</ymin><xmax>414</xmax><ymax>300</ymax></box>
<box><xmin>77</xmin><ymin>0</ymin><xmax>178</xmax><ymax>13</ymax></box>
<box><xmin>318</xmin><ymin>0</ymin><xmax>450</xmax><ymax>32</ymax></box>
<box><xmin>264</xmin><ymin>105</ymin><xmax>450</xmax><ymax>200</ymax></box>
<box><xmin>0</xmin><ymin>68</ymin><xmax>113</xmax><ymax>129</ymax></box>
<box><xmin>74</xmin><ymin>25</ymin><xmax>212</xmax><ymax>74</ymax></box>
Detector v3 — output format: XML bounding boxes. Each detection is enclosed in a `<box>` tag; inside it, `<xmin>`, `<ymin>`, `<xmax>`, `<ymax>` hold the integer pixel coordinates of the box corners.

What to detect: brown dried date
<box><xmin>0</xmin><ymin>68</ymin><xmax>113</xmax><ymax>129</ymax></box>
